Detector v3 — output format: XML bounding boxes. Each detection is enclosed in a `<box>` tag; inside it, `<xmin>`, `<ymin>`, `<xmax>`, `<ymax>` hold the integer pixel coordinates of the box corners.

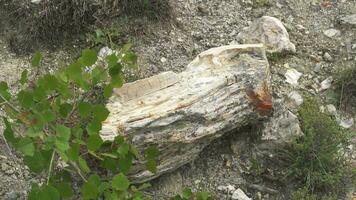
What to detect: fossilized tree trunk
<box><xmin>100</xmin><ymin>44</ymin><xmax>272</xmax><ymax>183</ymax></box>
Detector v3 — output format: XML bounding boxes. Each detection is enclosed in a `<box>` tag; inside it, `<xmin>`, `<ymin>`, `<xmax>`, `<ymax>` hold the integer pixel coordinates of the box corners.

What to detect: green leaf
<box><xmin>196</xmin><ymin>191</ymin><xmax>211</xmax><ymax>200</ymax></box>
<box><xmin>109</xmin><ymin>63</ymin><xmax>122</xmax><ymax>77</ymax></box>
<box><xmin>103</xmin><ymin>84</ymin><xmax>113</xmax><ymax>99</ymax></box>
<box><xmin>100</xmin><ymin>157</ymin><xmax>119</xmax><ymax>173</ymax></box>
<box><xmin>87</xmin><ymin>134</ymin><xmax>103</xmax><ymax>152</ymax></box>
<box><xmin>28</xmin><ymin>184</ymin><xmax>41</xmax><ymax>200</ymax></box>
<box><xmin>24</xmin><ymin>150</ymin><xmax>52</xmax><ymax>173</ymax></box>
<box><xmin>20</xmin><ymin>70</ymin><xmax>28</xmax><ymax>85</ymax></box>
<box><xmin>17</xmin><ymin>90</ymin><xmax>33</xmax><ymax>109</ymax></box>
<box><xmin>88</xmin><ymin>174</ymin><xmax>101</xmax><ymax>187</ymax></box>
<box><xmin>59</xmin><ymin>103</ymin><xmax>73</xmax><ymax>118</ymax></box>
<box><xmin>16</xmin><ymin>137</ymin><xmax>35</xmax><ymax>156</ymax></box>
<box><xmin>31</xmin><ymin>51</ymin><xmax>42</xmax><ymax>68</ymax></box>
<box><xmin>92</xmin><ymin>105</ymin><xmax>109</xmax><ymax>122</ymax></box>
<box><xmin>182</xmin><ymin>188</ymin><xmax>193</xmax><ymax>199</ymax></box>
<box><xmin>25</xmin><ymin>127</ymin><xmax>43</xmax><ymax>138</ymax></box>
<box><xmin>39</xmin><ymin>185</ymin><xmax>60</xmax><ymax>200</ymax></box>
<box><xmin>0</xmin><ymin>81</ymin><xmax>11</xmax><ymax>101</ymax></box>
<box><xmin>81</xmin><ymin>181</ymin><xmax>98</xmax><ymax>200</ymax></box>
<box><xmin>117</xmin><ymin>143</ymin><xmax>129</xmax><ymax>156</ymax></box>
<box><xmin>54</xmin><ymin>182</ymin><xmax>74</xmax><ymax>199</ymax></box>
<box><xmin>87</xmin><ymin>120</ymin><xmax>102</xmax><ymax>135</ymax></box>
<box><xmin>118</xmin><ymin>154</ymin><xmax>132</xmax><ymax>174</ymax></box>
<box><xmin>56</xmin><ymin>125</ymin><xmax>71</xmax><ymax>141</ymax></box>
<box><xmin>67</xmin><ymin>142</ymin><xmax>80</xmax><ymax>161</ymax></box>
<box><xmin>106</xmin><ymin>54</ymin><xmax>118</xmax><ymax>68</ymax></box>
<box><xmin>42</xmin><ymin>75</ymin><xmax>59</xmax><ymax>91</ymax></box>
<box><xmin>111</xmin><ymin>73</ymin><xmax>124</xmax><ymax>88</ymax></box>
<box><xmin>3</xmin><ymin>118</ymin><xmax>17</xmax><ymax>145</ymax></box>
<box><xmin>123</xmin><ymin>52</ymin><xmax>138</xmax><ymax>69</ymax></box>
<box><xmin>78</xmin><ymin>156</ymin><xmax>91</xmax><ymax>173</ymax></box>
<box><xmin>80</xmin><ymin>49</ymin><xmax>97</xmax><ymax>66</ymax></box>
<box><xmin>42</xmin><ymin>109</ymin><xmax>56</xmax><ymax>123</ymax></box>
<box><xmin>112</xmin><ymin>173</ymin><xmax>130</xmax><ymax>191</ymax></box>
<box><xmin>66</xmin><ymin>62</ymin><xmax>82</xmax><ymax>82</ymax></box>
<box><xmin>78</xmin><ymin>102</ymin><xmax>92</xmax><ymax>118</ymax></box>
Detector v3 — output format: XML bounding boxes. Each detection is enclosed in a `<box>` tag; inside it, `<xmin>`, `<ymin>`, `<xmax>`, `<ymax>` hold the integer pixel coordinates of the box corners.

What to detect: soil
<box><xmin>0</xmin><ymin>0</ymin><xmax>355</xmax><ymax>199</ymax></box>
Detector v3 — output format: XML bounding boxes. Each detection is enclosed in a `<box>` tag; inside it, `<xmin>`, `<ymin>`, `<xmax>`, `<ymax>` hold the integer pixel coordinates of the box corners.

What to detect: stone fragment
<box><xmin>286</xmin><ymin>91</ymin><xmax>303</xmax><ymax>108</ymax></box>
<box><xmin>323</xmin><ymin>52</ymin><xmax>333</xmax><ymax>62</ymax></box>
<box><xmin>101</xmin><ymin>44</ymin><xmax>272</xmax><ymax>183</ymax></box>
<box><xmin>237</xmin><ymin>16</ymin><xmax>296</xmax><ymax>53</ymax></box>
<box><xmin>262</xmin><ymin>108</ymin><xmax>303</xmax><ymax>143</ymax></box>
<box><xmin>285</xmin><ymin>68</ymin><xmax>302</xmax><ymax>86</ymax></box>
<box><xmin>338</xmin><ymin>117</ymin><xmax>354</xmax><ymax>129</ymax></box>
<box><xmin>326</xmin><ymin>104</ymin><xmax>337</xmax><ymax>115</ymax></box>
<box><xmin>339</xmin><ymin>14</ymin><xmax>356</xmax><ymax>26</ymax></box>
<box><xmin>320</xmin><ymin>76</ymin><xmax>333</xmax><ymax>91</ymax></box>
<box><xmin>323</xmin><ymin>29</ymin><xmax>341</xmax><ymax>38</ymax></box>
<box><xmin>232</xmin><ymin>188</ymin><xmax>251</xmax><ymax>200</ymax></box>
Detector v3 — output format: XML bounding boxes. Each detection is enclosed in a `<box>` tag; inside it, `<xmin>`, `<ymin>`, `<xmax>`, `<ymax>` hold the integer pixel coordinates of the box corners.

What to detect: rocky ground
<box><xmin>0</xmin><ymin>0</ymin><xmax>355</xmax><ymax>199</ymax></box>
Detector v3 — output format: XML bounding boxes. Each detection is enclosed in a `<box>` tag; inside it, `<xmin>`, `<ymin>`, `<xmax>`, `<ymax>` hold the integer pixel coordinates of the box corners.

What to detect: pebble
<box><xmin>287</xmin><ymin>91</ymin><xmax>304</xmax><ymax>108</ymax></box>
<box><xmin>323</xmin><ymin>52</ymin><xmax>333</xmax><ymax>62</ymax></box>
<box><xmin>231</xmin><ymin>188</ymin><xmax>251</xmax><ymax>200</ymax></box>
<box><xmin>326</xmin><ymin>104</ymin><xmax>337</xmax><ymax>115</ymax></box>
<box><xmin>339</xmin><ymin>14</ymin><xmax>356</xmax><ymax>26</ymax></box>
<box><xmin>320</xmin><ymin>76</ymin><xmax>333</xmax><ymax>91</ymax></box>
<box><xmin>338</xmin><ymin>117</ymin><xmax>354</xmax><ymax>129</ymax></box>
<box><xmin>323</xmin><ymin>29</ymin><xmax>341</xmax><ymax>38</ymax></box>
<box><xmin>285</xmin><ymin>68</ymin><xmax>302</xmax><ymax>86</ymax></box>
<box><xmin>160</xmin><ymin>57</ymin><xmax>167</xmax><ymax>63</ymax></box>
<box><xmin>1</xmin><ymin>163</ymin><xmax>9</xmax><ymax>171</ymax></box>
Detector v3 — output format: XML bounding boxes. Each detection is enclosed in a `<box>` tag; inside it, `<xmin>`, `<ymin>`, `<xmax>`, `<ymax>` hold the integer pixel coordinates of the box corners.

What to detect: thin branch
<box><xmin>0</xmin><ymin>94</ymin><xmax>20</xmax><ymax>113</ymax></box>
<box><xmin>47</xmin><ymin>150</ymin><xmax>56</xmax><ymax>185</ymax></box>
<box><xmin>70</xmin><ymin>161</ymin><xmax>87</xmax><ymax>182</ymax></box>
<box><xmin>1</xmin><ymin>133</ymin><xmax>13</xmax><ymax>156</ymax></box>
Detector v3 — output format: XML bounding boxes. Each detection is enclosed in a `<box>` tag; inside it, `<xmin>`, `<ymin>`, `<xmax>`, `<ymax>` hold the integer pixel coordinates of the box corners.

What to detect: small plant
<box><xmin>0</xmin><ymin>46</ymin><xmax>161</xmax><ymax>199</ymax></box>
<box><xmin>284</xmin><ymin>97</ymin><xmax>352</xmax><ymax>198</ymax></box>
<box><xmin>86</xmin><ymin>28</ymin><xmax>122</xmax><ymax>49</ymax></box>
<box><xmin>332</xmin><ymin>65</ymin><xmax>356</xmax><ymax>110</ymax></box>
<box><xmin>171</xmin><ymin>188</ymin><xmax>213</xmax><ymax>200</ymax></box>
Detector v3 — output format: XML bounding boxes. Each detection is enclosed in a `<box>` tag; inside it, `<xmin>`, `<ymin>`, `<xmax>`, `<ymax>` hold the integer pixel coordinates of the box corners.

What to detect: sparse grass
<box><xmin>253</xmin><ymin>0</ymin><xmax>270</xmax><ymax>8</ymax></box>
<box><xmin>0</xmin><ymin>0</ymin><xmax>171</xmax><ymax>54</ymax></box>
<box><xmin>283</xmin><ymin>97</ymin><xmax>352</xmax><ymax>199</ymax></box>
<box><xmin>332</xmin><ymin>64</ymin><xmax>356</xmax><ymax>111</ymax></box>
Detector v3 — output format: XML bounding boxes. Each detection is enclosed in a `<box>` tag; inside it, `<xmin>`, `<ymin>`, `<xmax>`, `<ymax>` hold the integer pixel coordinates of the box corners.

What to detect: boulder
<box><xmin>237</xmin><ymin>16</ymin><xmax>296</xmax><ymax>53</ymax></box>
<box><xmin>100</xmin><ymin>44</ymin><xmax>273</xmax><ymax>182</ymax></box>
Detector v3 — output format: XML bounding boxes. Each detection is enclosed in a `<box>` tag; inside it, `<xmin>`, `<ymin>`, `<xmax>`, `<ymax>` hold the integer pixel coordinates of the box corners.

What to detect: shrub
<box><xmin>284</xmin><ymin>97</ymin><xmax>352</xmax><ymax>197</ymax></box>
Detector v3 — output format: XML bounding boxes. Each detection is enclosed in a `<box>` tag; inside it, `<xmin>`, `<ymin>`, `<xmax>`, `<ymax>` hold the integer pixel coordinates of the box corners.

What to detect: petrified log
<box><xmin>100</xmin><ymin>44</ymin><xmax>272</xmax><ymax>183</ymax></box>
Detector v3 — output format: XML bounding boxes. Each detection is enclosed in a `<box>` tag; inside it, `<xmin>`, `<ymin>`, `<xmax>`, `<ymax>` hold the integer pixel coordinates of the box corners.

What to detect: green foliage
<box><xmin>0</xmin><ymin>46</ymin><xmax>207</xmax><ymax>199</ymax></box>
<box><xmin>285</xmin><ymin>97</ymin><xmax>352</xmax><ymax>197</ymax></box>
<box><xmin>331</xmin><ymin>65</ymin><xmax>356</xmax><ymax>109</ymax></box>
<box><xmin>171</xmin><ymin>188</ymin><xmax>213</xmax><ymax>200</ymax></box>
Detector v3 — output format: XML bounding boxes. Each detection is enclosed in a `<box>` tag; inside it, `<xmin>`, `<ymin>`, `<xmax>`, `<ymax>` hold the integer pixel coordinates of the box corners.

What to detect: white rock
<box><xmin>160</xmin><ymin>57</ymin><xmax>167</xmax><ymax>63</ymax></box>
<box><xmin>237</xmin><ymin>16</ymin><xmax>296</xmax><ymax>53</ymax></box>
<box><xmin>285</xmin><ymin>69</ymin><xmax>302</xmax><ymax>86</ymax></box>
<box><xmin>326</xmin><ymin>104</ymin><xmax>337</xmax><ymax>115</ymax></box>
<box><xmin>340</xmin><ymin>14</ymin><xmax>356</xmax><ymax>26</ymax></box>
<box><xmin>287</xmin><ymin>91</ymin><xmax>303</xmax><ymax>108</ymax></box>
<box><xmin>232</xmin><ymin>188</ymin><xmax>251</xmax><ymax>200</ymax></box>
<box><xmin>323</xmin><ymin>29</ymin><xmax>341</xmax><ymax>38</ymax></box>
<box><xmin>98</xmin><ymin>46</ymin><xmax>114</xmax><ymax>58</ymax></box>
<box><xmin>31</xmin><ymin>0</ymin><xmax>41</xmax><ymax>4</ymax></box>
<box><xmin>320</xmin><ymin>76</ymin><xmax>333</xmax><ymax>91</ymax></box>
<box><xmin>323</xmin><ymin>52</ymin><xmax>333</xmax><ymax>62</ymax></box>
<box><xmin>217</xmin><ymin>185</ymin><xmax>236</xmax><ymax>193</ymax></box>
<box><xmin>339</xmin><ymin>117</ymin><xmax>354</xmax><ymax>129</ymax></box>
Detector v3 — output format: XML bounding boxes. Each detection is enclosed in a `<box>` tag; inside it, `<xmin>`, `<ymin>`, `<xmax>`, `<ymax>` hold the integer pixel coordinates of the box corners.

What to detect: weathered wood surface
<box><xmin>100</xmin><ymin>44</ymin><xmax>272</xmax><ymax>183</ymax></box>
